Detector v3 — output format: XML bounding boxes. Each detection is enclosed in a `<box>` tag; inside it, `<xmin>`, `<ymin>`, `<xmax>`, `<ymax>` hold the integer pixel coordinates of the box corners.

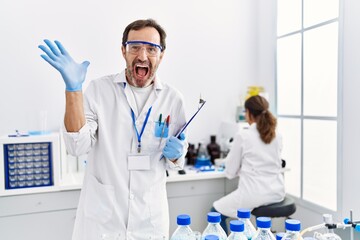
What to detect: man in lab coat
<box><xmin>39</xmin><ymin>19</ymin><xmax>188</xmax><ymax>240</ymax></box>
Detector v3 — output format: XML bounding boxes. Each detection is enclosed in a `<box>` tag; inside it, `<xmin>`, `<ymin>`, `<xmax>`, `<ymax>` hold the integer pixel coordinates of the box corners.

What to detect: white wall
<box><xmin>0</xmin><ymin>0</ymin><xmax>257</xmax><ymax>145</ymax></box>
<box><xmin>257</xmin><ymin>0</ymin><xmax>360</xmax><ymax>234</ymax></box>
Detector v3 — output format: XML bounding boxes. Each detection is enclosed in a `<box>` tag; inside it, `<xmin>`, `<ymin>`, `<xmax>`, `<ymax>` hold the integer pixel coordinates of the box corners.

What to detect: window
<box><xmin>276</xmin><ymin>0</ymin><xmax>340</xmax><ymax>211</ymax></box>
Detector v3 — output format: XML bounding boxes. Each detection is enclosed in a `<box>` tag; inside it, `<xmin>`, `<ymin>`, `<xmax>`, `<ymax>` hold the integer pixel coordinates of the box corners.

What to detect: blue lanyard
<box><xmin>131</xmin><ymin>107</ymin><xmax>152</xmax><ymax>153</ymax></box>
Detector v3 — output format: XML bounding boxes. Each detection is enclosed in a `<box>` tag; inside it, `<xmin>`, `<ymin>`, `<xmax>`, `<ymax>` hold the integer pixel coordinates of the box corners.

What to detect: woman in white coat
<box><xmin>212</xmin><ymin>95</ymin><xmax>285</xmax><ymax>233</ymax></box>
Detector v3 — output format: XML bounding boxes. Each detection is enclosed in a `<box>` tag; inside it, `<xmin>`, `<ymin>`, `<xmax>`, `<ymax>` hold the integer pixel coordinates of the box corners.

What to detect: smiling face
<box><xmin>121</xmin><ymin>27</ymin><xmax>164</xmax><ymax>88</ymax></box>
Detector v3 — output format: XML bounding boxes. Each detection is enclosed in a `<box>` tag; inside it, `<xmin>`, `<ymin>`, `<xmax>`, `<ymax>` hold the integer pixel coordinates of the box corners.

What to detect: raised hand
<box><xmin>38</xmin><ymin>39</ymin><xmax>90</xmax><ymax>92</ymax></box>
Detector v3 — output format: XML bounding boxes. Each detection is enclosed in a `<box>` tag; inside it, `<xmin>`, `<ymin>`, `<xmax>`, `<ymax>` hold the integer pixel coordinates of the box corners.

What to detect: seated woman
<box><xmin>212</xmin><ymin>95</ymin><xmax>285</xmax><ymax>233</ymax></box>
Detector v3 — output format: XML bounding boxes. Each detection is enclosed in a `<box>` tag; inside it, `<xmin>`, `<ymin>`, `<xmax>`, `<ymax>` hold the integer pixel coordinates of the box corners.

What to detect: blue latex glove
<box><xmin>38</xmin><ymin>39</ymin><xmax>90</xmax><ymax>92</ymax></box>
<box><xmin>163</xmin><ymin>133</ymin><xmax>186</xmax><ymax>160</ymax></box>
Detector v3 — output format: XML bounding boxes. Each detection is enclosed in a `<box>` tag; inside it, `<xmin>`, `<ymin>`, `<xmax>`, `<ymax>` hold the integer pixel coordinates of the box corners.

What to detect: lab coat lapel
<box><xmin>140</xmin><ymin>89</ymin><xmax>157</xmax><ymax>117</ymax></box>
<box><xmin>123</xmin><ymin>83</ymin><xmax>139</xmax><ymax>117</ymax></box>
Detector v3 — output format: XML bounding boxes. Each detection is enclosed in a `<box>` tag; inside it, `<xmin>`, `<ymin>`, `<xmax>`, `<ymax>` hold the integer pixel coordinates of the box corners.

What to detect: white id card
<box><xmin>128</xmin><ymin>154</ymin><xmax>151</xmax><ymax>170</ymax></box>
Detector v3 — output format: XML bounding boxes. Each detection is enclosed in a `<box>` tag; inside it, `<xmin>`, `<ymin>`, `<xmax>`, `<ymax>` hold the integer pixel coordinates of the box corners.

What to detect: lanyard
<box><xmin>131</xmin><ymin>107</ymin><xmax>152</xmax><ymax>153</ymax></box>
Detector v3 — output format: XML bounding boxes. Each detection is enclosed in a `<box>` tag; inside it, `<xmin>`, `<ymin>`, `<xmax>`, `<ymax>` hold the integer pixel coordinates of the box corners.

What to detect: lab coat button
<box><xmin>129</xmin><ymin>193</ymin><xmax>134</xmax><ymax>200</ymax></box>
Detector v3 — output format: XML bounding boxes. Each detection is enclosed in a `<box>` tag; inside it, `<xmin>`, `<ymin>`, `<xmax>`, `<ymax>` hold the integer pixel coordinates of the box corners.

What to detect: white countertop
<box><xmin>166</xmin><ymin>166</ymin><xmax>226</xmax><ymax>182</ymax></box>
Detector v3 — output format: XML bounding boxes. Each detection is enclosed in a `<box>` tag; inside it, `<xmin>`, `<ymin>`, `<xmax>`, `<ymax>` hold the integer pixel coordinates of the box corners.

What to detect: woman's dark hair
<box><xmin>245</xmin><ymin>95</ymin><xmax>277</xmax><ymax>144</ymax></box>
<box><xmin>122</xmin><ymin>19</ymin><xmax>167</xmax><ymax>51</ymax></box>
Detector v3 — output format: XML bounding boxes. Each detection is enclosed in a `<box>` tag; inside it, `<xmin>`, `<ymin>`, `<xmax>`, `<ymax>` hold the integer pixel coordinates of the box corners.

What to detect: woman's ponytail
<box><xmin>244</xmin><ymin>95</ymin><xmax>277</xmax><ymax>144</ymax></box>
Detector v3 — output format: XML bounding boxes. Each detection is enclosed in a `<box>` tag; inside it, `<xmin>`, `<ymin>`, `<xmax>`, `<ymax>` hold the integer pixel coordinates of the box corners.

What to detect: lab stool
<box><xmin>251</xmin><ymin>196</ymin><xmax>296</xmax><ymax>232</ymax></box>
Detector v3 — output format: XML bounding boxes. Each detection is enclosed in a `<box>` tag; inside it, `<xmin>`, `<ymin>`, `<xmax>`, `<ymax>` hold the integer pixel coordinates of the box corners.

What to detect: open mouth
<box><xmin>134</xmin><ymin>64</ymin><xmax>149</xmax><ymax>78</ymax></box>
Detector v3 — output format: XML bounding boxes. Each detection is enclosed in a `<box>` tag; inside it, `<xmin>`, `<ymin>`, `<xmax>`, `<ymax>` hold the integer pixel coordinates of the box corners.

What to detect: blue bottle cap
<box><xmin>276</xmin><ymin>232</ymin><xmax>285</xmax><ymax>240</ymax></box>
<box><xmin>205</xmin><ymin>235</ymin><xmax>219</xmax><ymax>240</ymax></box>
<box><xmin>285</xmin><ymin>219</ymin><xmax>301</xmax><ymax>231</ymax></box>
<box><xmin>177</xmin><ymin>214</ymin><xmax>191</xmax><ymax>225</ymax></box>
<box><xmin>256</xmin><ymin>217</ymin><xmax>272</xmax><ymax>228</ymax></box>
<box><xmin>237</xmin><ymin>208</ymin><xmax>251</xmax><ymax>219</ymax></box>
<box><xmin>230</xmin><ymin>220</ymin><xmax>245</xmax><ymax>232</ymax></box>
<box><xmin>207</xmin><ymin>212</ymin><xmax>221</xmax><ymax>223</ymax></box>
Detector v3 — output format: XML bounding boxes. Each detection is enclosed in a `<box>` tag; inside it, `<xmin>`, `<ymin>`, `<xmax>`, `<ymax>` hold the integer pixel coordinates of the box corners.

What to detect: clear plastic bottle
<box><xmin>227</xmin><ymin>220</ymin><xmax>248</xmax><ymax>240</ymax></box>
<box><xmin>202</xmin><ymin>212</ymin><xmax>227</xmax><ymax>240</ymax></box>
<box><xmin>205</xmin><ymin>235</ymin><xmax>220</xmax><ymax>240</ymax></box>
<box><xmin>281</xmin><ymin>219</ymin><xmax>303</xmax><ymax>240</ymax></box>
<box><xmin>237</xmin><ymin>208</ymin><xmax>256</xmax><ymax>240</ymax></box>
<box><xmin>251</xmin><ymin>217</ymin><xmax>276</xmax><ymax>240</ymax></box>
<box><xmin>275</xmin><ymin>232</ymin><xmax>285</xmax><ymax>240</ymax></box>
<box><xmin>170</xmin><ymin>214</ymin><xmax>194</xmax><ymax>240</ymax></box>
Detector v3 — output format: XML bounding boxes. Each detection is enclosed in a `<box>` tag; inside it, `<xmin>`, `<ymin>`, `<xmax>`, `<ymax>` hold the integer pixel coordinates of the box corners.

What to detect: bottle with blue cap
<box><xmin>226</xmin><ymin>220</ymin><xmax>248</xmax><ymax>240</ymax></box>
<box><xmin>205</xmin><ymin>235</ymin><xmax>220</xmax><ymax>240</ymax></box>
<box><xmin>237</xmin><ymin>208</ymin><xmax>256</xmax><ymax>239</ymax></box>
<box><xmin>281</xmin><ymin>219</ymin><xmax>303</xmax><ymax>240</ymax></box>
<box><xmin>251</xmin><ymin>217</ymin><xmax>276</xmax><ymax>240</ymax></box>
<box><xmin>201</xmin><ymin>212</ymin><xmax>227</xmax><ymax>240</ymax></box>
<box><xmin>276</xmin><ymin>232</ymin><xmax>285</xmax><ymax>240</ymax></box>
<box><xmin>170</xmin><ymin>214</ymin><xmax>194</xmax><ymax>240</ymax></box>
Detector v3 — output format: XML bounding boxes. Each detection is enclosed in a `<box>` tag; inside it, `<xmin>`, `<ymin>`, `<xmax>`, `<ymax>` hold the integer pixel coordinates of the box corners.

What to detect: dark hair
<box><xmin>122</xmin><ymin>19</ymin><xmax>167</xmax><ymax>51</ymax></box>
<box><xmin>245</xmin><ymin>95</ymin><xmax>277</xmax><ymax>144</ymax></box>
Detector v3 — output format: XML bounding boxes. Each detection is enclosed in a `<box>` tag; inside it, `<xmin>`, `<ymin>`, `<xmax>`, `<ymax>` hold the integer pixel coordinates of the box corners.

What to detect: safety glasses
<box><xmin>125</xmin><ymin>41</ymin><xmax>163</xmax><ymax>57</ymax></box>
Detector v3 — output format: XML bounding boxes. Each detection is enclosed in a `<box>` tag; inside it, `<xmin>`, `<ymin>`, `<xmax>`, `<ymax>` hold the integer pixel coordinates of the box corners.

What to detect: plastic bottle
<box><xmin>205</xmin><ymin>235</ymin><xmax>220</xmax><ymax>240</ymax></box>
<box><xmin>227</xmin><ymin>220</ymin><xmax>248</xmax><ymax>240</ymax></box>
<box><xmin>207</xmin><ymin>135</ymin><xmax>221</xmax><ymax>164</ymax></box>
<box><xmin>251</xmin><ymin>217</ymin><xmax>276</xmax><ymax>240</ymax></box>
<box><xmin>275</xmin><ymin>232</ymin><xmax>285</xmax><ymax>240</ymax></box>
<box><xmin>237</xmin><ymin>208</ymin><xmax>256</xmax><ymax>240</ymax></box>
<box><xmin>170</xmin><ymin>214</ymin><xmax>194</xmax><ymax>240</ymax></box>
<box><xmin>281</xmin><ymin>219</ymin><xmax>303</xmax><ymax>240</ymax></box>
<box><xmin>201</xmin><ymin>212</ymin><xmax>227</xmax><ymax>240</ymax></box>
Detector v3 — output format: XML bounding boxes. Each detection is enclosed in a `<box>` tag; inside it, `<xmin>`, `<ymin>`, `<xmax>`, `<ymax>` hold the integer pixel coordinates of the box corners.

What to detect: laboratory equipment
<box><xmin>170</xmin><ymin>214</ymin><xmax>194</xmax><ymax>240</ymax></box>
<box><xmin>299</xmin><ymin>212</ymin><xmax>360</xmax><ymax>240</ymax></box>
<box><xmin>226</xmin><ymin>220</ymin><xmax>247</xmax><ymax>240</ymax></box>
<box><xmin>276</xmin><ymin>232</ymin><xmax>285</xmax><ymax>240</ymax></box>
<box><xmin>205</xmin><ymin>235</ymin><xmax>219</xmax><ymax>240</ymax></box>
<box><xmin>195</xmin><ymin>142</ymin><xmax>212</xmax><ymax>168</ymax></box>
<box><xmin>185</xmin><ymin>143</ymin><xmax>197</xmax><ymax>165</ymax></box>
<box><xmin>202</xmin><ymin>212</ymin><xmax>227</xmax><ymax>240</ymax></box>
<box><xmin>251</xmin><ymin>217</ymin><xmax>276</xmax><ymax>240</ymax></box>
<box><xmin>281</xmin><ymin>219</ymin><xmax>303</xmax><ymax>240</ymax></box>
<box><xmin>237</xmin><ymin>208</ymin><xmax>256</xmax><ymax>240</ymax></box>
<box><xmin>0</xmin><ymin>132</ymin><xmax>61</xmax><ymax>196</ymax></box>
<box><xmin>207</xmin><ymin>135</ymin><xmax>221</xmax><ymax>164</ymax></box>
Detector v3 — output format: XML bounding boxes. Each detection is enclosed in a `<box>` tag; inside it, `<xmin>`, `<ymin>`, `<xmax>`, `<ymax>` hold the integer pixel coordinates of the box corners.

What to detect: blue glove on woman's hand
<box><xmin>38</xmin><ymin>39</ymin><xmax>90</xmax><ymax>92</ymax></box>
<box><xmin>163</xmin><ymin>133</ymin><xmax>186</xmax><ymax>160</ymax></box>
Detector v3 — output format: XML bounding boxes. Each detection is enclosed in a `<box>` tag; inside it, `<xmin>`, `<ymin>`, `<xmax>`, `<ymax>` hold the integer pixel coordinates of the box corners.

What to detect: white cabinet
<box><xmin>0</xmin><ymin>174</ymin><xmax>237</xmax><ymax>239</ymax></box>
<box><xmin>0</xmin><ymin>190</ymin><xmax>80</xmax><ymax>240</ymax></box>
<box><xmin>167</xmin><ymin>178</ymin><xmax>227</xmax><ymax>233</ymax></box>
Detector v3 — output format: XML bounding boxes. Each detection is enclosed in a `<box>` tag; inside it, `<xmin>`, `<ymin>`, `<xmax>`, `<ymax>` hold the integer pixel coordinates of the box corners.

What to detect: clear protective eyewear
<box><xmin>125</xmin><ymin>41</ymin><xmax>163</xmax><ymax>57</ymax></box>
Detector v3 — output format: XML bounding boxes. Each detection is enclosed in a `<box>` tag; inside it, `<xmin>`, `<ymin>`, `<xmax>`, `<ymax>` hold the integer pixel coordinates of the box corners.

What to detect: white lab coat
<box><xmin>213</xmin><ymin>123</ymin><xmax>285</xmax><ymax>218</ymax></box>
<box><xmin>63</xmin><ymin>71</ymin><xmax>187</xmax><ymax>240</ymax></box>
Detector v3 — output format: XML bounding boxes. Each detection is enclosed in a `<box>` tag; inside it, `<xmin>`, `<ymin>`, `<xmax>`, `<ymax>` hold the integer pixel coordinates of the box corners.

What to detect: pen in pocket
<box><xmin>158</xmin><ymin>115</ymin><xmax>170</xmax><ymax>148</ymax></box>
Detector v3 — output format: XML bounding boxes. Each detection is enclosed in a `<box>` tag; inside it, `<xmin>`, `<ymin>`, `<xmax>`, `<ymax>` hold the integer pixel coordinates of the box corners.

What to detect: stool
<box><xmin>251</xmin><ymin>196</ymin><xmax>296</xmax><ymax>218</ymax></box>
<box><xmin>251</xmin><ymin>196</ymin><xmax>296</xmax><ymax>232</ymax></box>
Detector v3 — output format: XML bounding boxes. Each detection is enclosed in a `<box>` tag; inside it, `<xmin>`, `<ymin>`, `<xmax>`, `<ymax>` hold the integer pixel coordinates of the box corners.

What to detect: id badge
<box><xmin>128</xmin><ymin>153</ymin><xmax>151</xmax><ymax>170</ymax></box>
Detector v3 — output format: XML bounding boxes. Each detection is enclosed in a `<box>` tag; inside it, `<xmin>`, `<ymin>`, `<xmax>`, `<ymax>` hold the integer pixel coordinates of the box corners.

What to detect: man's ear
<box><xmin>121</xmin><ymin>45</ymin><xmax>126</xmax><ymax>58</ymax></box>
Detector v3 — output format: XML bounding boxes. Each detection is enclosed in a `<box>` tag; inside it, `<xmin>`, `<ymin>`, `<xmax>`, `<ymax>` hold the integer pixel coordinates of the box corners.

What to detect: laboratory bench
<box><xmin>0</xmin><ymin>166</ymin><xmax>238</xmax><ymax>240</ymax></box>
